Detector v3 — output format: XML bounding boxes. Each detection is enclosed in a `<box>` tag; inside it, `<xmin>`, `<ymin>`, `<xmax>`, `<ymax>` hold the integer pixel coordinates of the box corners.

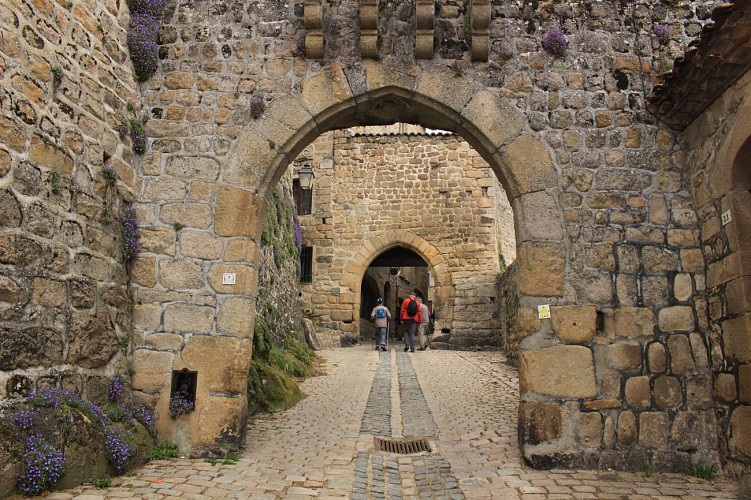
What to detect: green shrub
<box><xmin>152</xmin><ymin>441</ymin><xmax>179</xmax><ymax>460</ymax></box>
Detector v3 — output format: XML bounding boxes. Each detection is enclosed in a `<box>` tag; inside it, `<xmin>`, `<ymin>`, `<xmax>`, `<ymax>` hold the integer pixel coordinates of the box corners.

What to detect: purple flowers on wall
<box><xmin>126</xmin><ymin>0</ymin><xmax>166</xmax><ymax>81</ymax></box>
<box><xmin>121</xmin><ymin>204</ymin><xmax>141</xmax><ymax>265</ymax></box>
<box><xmin>653</xmin><ymin>23</ymin><xmax>672</xmax><ymax>45</ymax></box>
<box><xmin>18</xmin><ymin>435</ymin><xmax>64</xmax><ymax>496</ymax></box>
<box><xmin>542</xmin><ymin>27</ymin><xmax>568</xmax><ymax>57</ymax></box>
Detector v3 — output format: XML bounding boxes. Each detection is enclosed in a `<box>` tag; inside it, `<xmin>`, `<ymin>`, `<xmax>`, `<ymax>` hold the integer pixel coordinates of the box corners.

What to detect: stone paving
<box><xmin>40</xmin><ymin>346</ymin><xmax>739</xmax><ymax>499</ymax></box>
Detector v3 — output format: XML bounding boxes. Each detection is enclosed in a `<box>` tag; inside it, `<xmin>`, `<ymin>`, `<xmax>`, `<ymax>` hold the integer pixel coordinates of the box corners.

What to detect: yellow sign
<box><xmin>537</xmin><ymin>304</ymin><xmax>551</xmax><ymax>319</ymax></box>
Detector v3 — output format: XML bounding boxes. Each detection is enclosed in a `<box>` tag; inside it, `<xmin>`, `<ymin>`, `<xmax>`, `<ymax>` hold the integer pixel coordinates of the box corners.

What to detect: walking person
<box><xmin>416</xmin><ymin>296</ymin><xmax>431</xmax><ymax>351</ymax></box>
<box><xmin>370</xmin><ymin>298</ymin><xmax>391</xmax><ymax>351</ymax></box>
<box><xmin>400</xmin><ymin>293</ymin><xmax>422</xmax><ymax>353</ymax></box>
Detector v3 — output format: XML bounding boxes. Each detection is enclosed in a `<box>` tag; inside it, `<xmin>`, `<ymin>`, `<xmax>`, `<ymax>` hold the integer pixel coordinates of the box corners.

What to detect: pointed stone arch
<box><xmin>347</xmin><ymin>231</ymin><xmax>456</xmax><ymax>335</ymax></box>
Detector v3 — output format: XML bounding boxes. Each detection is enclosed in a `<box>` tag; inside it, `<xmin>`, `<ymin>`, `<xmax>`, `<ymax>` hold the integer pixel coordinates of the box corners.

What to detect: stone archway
<box><xmin>351</xmin><ymin>231</ymin><xmax>456</xmax><ymax>337</ymax></box>
<box><xmin>136</xmin><ymin>62</ymin><xmax>565</xmax><ymax>457</ymax></box>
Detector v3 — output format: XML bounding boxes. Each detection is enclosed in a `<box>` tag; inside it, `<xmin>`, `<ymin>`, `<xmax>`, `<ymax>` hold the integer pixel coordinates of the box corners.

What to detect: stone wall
<box><xmin>682</xmin><ymin>69</ymin><xmax>751</xmax><ymax>475</ymax></box>
<box><xmin>1</xmin><ymin>0</ymin><xmax>741</xmax><ymax>470</ymax></box>
<box><xmin>296</xmin><ymin>130</ymin><xmax>512</xmax><ymax>347</ymax></box>
<box><xmin>0</xmin><ymin>0</ymin><xmax>139</xmax><ymax>403</ymax></box>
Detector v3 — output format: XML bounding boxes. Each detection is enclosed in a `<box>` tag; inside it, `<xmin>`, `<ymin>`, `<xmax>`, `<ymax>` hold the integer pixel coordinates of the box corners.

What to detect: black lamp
<box><xmin>298</xmin><ymin>164</ymin><xmax>315</xmax><ymax>190</ymax></box>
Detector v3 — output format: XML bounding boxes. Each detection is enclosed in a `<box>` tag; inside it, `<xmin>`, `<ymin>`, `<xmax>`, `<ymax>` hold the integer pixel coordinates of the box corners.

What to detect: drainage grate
<box><xmin>374</xmin><ymin>437</ymin><xmax>431</xmax><ymax>454</ymax></box>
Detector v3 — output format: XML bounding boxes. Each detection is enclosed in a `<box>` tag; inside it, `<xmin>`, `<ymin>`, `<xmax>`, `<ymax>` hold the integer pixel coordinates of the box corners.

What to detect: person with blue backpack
<box><xmin>370</xmin><ymin>297</ymin><xmax>391</xmax><ymax>351</ymax></box>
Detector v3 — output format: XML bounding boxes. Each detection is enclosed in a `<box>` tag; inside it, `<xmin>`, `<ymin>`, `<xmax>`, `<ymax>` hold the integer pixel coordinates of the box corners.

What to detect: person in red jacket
<box><xmin>400</xmin><ymin>293</ymin><xmax>422</xmax><ymax>353</ymax></box>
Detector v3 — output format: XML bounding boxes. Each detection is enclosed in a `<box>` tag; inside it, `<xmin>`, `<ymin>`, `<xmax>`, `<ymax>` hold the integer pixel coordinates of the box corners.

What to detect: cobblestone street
<box><xmin>44</xmin><ymin>347</ymin><xmax>739</xmax><ymax>499</ymax></box>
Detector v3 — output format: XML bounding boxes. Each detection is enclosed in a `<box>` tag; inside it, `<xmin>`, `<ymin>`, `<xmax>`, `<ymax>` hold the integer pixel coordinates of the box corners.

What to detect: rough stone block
<box><xmin>133</xmin><ymin>304</ymin><xmax>162</xmax><ymax>332</ymax></box>
<box><xmin>179</xmin><ymin>231</ymin><xmax>223</xmax><ymax>260</ymax></box>
<box><xmin>159</xmin><ymin>259</ymin><xmax>204</xmax><ymax>290</ymax></box>
<box><xmin>515</xmin><ymin>242</ymin><xmax>565</xmax><ymax>297</ymax></box>
<box><xmin>730</xmin><ymin>406</ymin><xmax>751</xmax><ymax>456</ymax></box>
<box><xmin>653</xmin><ymin>376</ymin><xmax>682</xmax><ymax>409</ymax></box>
<box><xmin>658</xmin><ymin>306</ymin><xmax>695</xmax><ymax>332</ymax></box>
<box><xmin>578</xmin><ymin>412</ymin><xmax>602</xmax><ymax>448</ymax></box>
<box><xmin>551</xmin><ymin>305</ymin><xmax>596</xmax><ymax>343</ymax></box>
<box><xmin>667</xmin><ymin>334</ymin><xmax>694</xmax><ymax>375</ymax></box>
<box><xmin>519</xmin><ymin>402</ymin><xmax>562</xmax><ymax>444</ymax></box>
<box><xmin>723</xmin><ymin>314</ymin><xmax>751</xmax><ymax>362</ymax></box>
<box><xmin>602</xmin><ymin>307</ymin><xmax>655</xmax><ymax>339</ymax></box>
<box><xmin>617</xmin><ymin>411</ymin><xmax>637</xmax><ymax>446</ymax></box>
<box><xmin>727</xmin><ymin>277</ymin><xmax>751</xmax><ymax>315</ymax></box>
<box><xmin>132</xmin><ymin>349</ymin><xmax>174</xmax><ymax>392</ymax></box>
<box><xmin>67</xmin><ymin>310</ymin><xmax>119</xmax><ymax>369</ymax></box>
<box><xmin>182</xmin><ymin>335</ymin><xmax>251</xmax><ymax>394</ymax></box>
<box><xmin>715</xmin><ymin>372</ymin><xmax>737</xmax><ymax>402</ymax></box>
<box><xmin>605</xmin><ymin>342</ymin><xmax>643</xmax><ymax>371</ymax></box>
<box><xmin>215</xmin><ymin>185</ymin><xmax>265</xmax><ymax>238</ymax></box>
<box><xmin>160</xmin><ymin>202</ymin><xmax>212</xmax><ymax>229</ymax></box>
<box><xmin>140</xmin><ymin>228</ymin><xmax>177</xmax><ymax>256</ymax></box>
<box><xmin>145</xmin><ymin>333</ymin><xmax>184</xmax><ymax>351</ymax></box>
<box><xmin>647</xmin><ymin>341</ymin><xmax>667</xmax><ymax>373</ymax></box>
<box><xmin>217</xmin><ymin>297</ymin><xmax>255</xmax><ymax>337</ymax></box>
<box><xmin>639</xmin><ymin>412</ymin><xmax>669</xmax><ymax>450</ymax></box>
<box><xmin>625</xmin><ymin>376</ymin><xmax>651</xmax><ymax>409</ymax></box>
<box><xmin>163</xmin><ymin>304</ymin><xmax>214</xmax><ymax>333</ymax></box>
<box><xmin>519</xmin><ymin>345</ymin><xmax>597</xmax><ymax>398</ymax></box>
<box><xmin>740</xmin><ymin>365</ymin><xmax>751</xmax><ymax>403</ymax></box>
<box><xmin>723</xmin><ymin>189</ymin><xmax>751</xmax><ymax>252</ymax></box>
<box><xmin>500</xmin><ymin>136</ymin><xmax>558</xmax><ymax>197</ymax></box>
<box><xmin>514</xmin><ymin>191</ymin><xmax>563</xmax><ymax>242</ymax></box>
<box><xmin>197</xmin><ymin>394</ymin><xmax>247</xmax><ymax>448</ymax></box>
<box><xmin>209</xmin><ymin>264</ymin><xmax>257</xmax><ymax>296</ymax></box>
<box><xmin>671</xmin><ymin>412</ymin><xmax>701</xmax><ymax>451</ymax></box>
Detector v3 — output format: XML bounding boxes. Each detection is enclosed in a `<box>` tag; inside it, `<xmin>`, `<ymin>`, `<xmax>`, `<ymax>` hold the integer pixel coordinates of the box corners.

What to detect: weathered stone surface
<box><xmin>551</xmin><ymin>305</ymin><xmax>596</xmax><ymax>343</ymax></box>
<box><xmin>605</xmin><ymin>342</ymin><xmax>642</xmax><ymax>371</ymax></box>
<box><xmin>209</xmin><ymin>264</ymin><xmax>258</xmax><ymax>296</ymax></box>
<box><xmin>617</xmin><ymin>411</ymin><xmax>637</xmax><ymax>446</ymax></box>
<box><xmin>165</xmin><ymin>156</ymin><xmax>221</xmax><ymax>181</ymax></box>
<box><xmin>163</xmin><ymin>304</ymin><xmax>214</xmax><ymax>333</ymax></box>
<box><xmin>667</xmin><ymin>334</ymin><xmax>694</xmax><ymax>375</ymax></box>
<box><xmin>578</xmin><ymin>412</ymin><xmax>602</xmax><ymax>448</ymax></box>
<box><xmin>500</xmin><ymin>136</ymin><xmax>557</xmax><ymax>196</ymax></box>
<box><xmin>140</xmin><ymin>228</ymin><xmax>177</xmax><ymax>256</ymax></box>
<box><xmin>515</xmin><ymin>242</ymin><xmax>565</xmax><ymax>297</ymax></box>
<box><xmin>519</xmin><ymin>401</ymin><xmax>562</xmax><ymax>444</ymax></box>
<box><xmin>723</xmin><ymin>314</ymin><xmax>751</xmax><ymax>362</ymax></box>
<box><xmin>196</xmin><ymin>394</ymin><xmax>247</xmax><ymax>449</ymax></box>
<box><xmin>647</xmin><ymin>342</ymin><xmax>666</xmax><ymax>373</ymax></box>
<box><xmin>0</xmin><ymin>327</ymin><xmax>64</xmax><ymax>370</ymax></box>
<box><xmin>730</xmin><ymin>406</ymin><xmax>751</xmax><ymax>456</ymax></box>
<box><xmin>145</xmin><ymin>332</ymin><xmax>184</xmax><ymax>351</ymax></box>
<box><xmin>653</xmin><ymin>376</ymin><xmax>682</xmax><ymax>409</ymax></box>
<box><xmin>658</xmin><ymin>306</ymin><xmax>695</xmax><ymax>332</ymax></box>
<box><xmin>639</xmin><ymin>412</ymin><xmax>669</xmax><ymax>450</ymax></box>
<box><xmin>727</xmin><ymin>277</ymin><xmax>751</xmax><ymax>315</ymax></box>
<box><xmin>671</xmin><ymin>412</ymin><xmax>702</xmax><ymax>451</ymax></box>
<box><xmin>182</xmin><ymin>335</ymin><xmax>252</xmax><ymax>394</ymax></box>
<box><xmin>215</xmin><ymin>185</ymin><xmax>265</xmax><ymax>238</ymax></box>
<box><xmin>159</xmin><ymin>259</ymin><xmax>204</xmax><ymax>289</ymax></box>
<box><xmin>602</xmin><ymin>307</ymin><xmax>655</xmax><ymax>339</ymax></box>
<box><xmin>715</xmin><ymin>372</ymin><xmax>737</xmax><ymax>402</ymax></box>
<box><xmin>66</xmin><ymin>310</ymin><xmax>119</xmax><ymax>369</ymax></box>
<box><xmin>217</xmin><ymin>297</ymin><xmax>255</xmax><ymax>337</ymax></box>
<box><xmin>514</xmin><ymin>191</ymin><xmax>563</xmax><ymax>242</ymax></box>
<box><xmin>179</xmin><ymin>231</ymin><xmax>223</xmax><ymax>260</ymax></box>
<box><xmin>132</xmin><ymin>349</ymin><xmax>174</xmax><ymax>392</ymax></box>
<box><xmin>625</xmin><ymin>376</ymin><xmax>650</xmax><ymax>409</ymax></box>
<box><xmin>740</xmin><ymin>364</ymin><xmax>751</xmax><ymax>403</ymax></box>
<box><xmin>519</xmin><ymin>346</ymin><xmax>597</xmax><ymax>398</ymax></box>
<box><xmin>0</xmin><ymin>190</ymin><xmax>22</xmax><ymax>227</ymax></box>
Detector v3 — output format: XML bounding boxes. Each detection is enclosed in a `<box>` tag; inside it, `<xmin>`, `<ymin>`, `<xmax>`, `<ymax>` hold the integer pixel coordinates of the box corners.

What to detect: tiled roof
<box><xmin>647</xmin><ymin>0</ymin><xmax>751</xmax><ymax>130</ymax></box>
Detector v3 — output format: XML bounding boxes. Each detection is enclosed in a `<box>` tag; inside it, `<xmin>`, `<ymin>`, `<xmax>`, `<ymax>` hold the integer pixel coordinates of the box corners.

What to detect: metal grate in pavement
<box><xmin>374</xmin><ymin>437</ymin><xmax>431</xmax><ymax>454</ymax></box>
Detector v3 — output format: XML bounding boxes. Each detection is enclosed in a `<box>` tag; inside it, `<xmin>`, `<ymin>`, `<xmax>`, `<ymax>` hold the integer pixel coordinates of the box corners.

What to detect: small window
<box><xmin>300</xmin><ymin>246</ymin><xmax>313</xmax><ymax>283</ymax></box>
<box><xmin>293</xmin><ymin>179</ymin><xmax>312</xmax><ymax>215</ymax></box>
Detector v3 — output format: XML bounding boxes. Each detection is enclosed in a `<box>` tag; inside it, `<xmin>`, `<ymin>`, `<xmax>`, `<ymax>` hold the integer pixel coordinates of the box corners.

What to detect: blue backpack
<box><xmin>376</xmin><ymin>307</ymin><xmax>386</xmax><ymax>319</ymax></box>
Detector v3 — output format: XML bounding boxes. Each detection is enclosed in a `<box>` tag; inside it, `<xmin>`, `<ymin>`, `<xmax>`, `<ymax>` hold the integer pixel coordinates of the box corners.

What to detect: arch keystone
<box><xmin>415</xmin><ymin>65</ymin><xmax>477</xmax><ymax>116</ymax></box>
<box><xmin>500</xmin><ymin>136</ymin><xmax>558</xmax><ymax>198</ymax></box>
<box><xmin>364</xmin><ymin>59</ymin><xmax>420</xmax><ymax>95</ymax></box>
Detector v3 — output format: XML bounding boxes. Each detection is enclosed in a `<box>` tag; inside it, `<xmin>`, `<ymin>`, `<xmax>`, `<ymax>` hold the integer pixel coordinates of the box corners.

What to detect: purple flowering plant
<box><xmin>250</xmin><ymin>96</ymin><xmax>265</xmax><ymax>119</ymax></box>
<box><xmin>653</xmin><ymin>23</ymin><xmax>671</xmax><ymax>45</ymax></box>
<box><xmin>102</xmin><ymin>164</ymin><xmax>117</xmax><ymax>184</ymax></box>
<box><xmin>109</xmin><ymin>376</ymin><xmax>125</xmax><ymax>403</ymax></box>
<box><xmin>168</xmin><ymin>395</ymin><xmax>194</xmax><ymax>419</ymax></box>
<box><xmin>17</xmin><ymin>435</ymin><xmax>65</xmax><ymax>496</ymax></box>
<box><xmin>542</xmin><ymin>27</ymin><xmax>568</xmax><ymax>57</ymax></box>
<box><xmin>129</xmin><ymin>119</ymin><xmax>146</xmax><ymax>155</ymax></box>
<box><xmin>121</xmin><ymin>203</ymin><xmax>141</xmax><ymax>264</ymax></box>
<box><xmin>104</xmin><ymin>426</ymin><xmax>134</xmax><ymax>473</ymax></box>
<box><xmin>126</xmin><ymin>0</ymin><xmax>165</xmax><ymax>81</ymax></box>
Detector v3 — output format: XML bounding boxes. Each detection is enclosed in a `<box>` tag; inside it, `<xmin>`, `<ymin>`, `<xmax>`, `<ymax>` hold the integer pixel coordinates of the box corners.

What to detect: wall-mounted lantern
<box><xmin>298</xmin><ymin>163</ymin><xmax>315</xmax><ymax>190</ymax></box>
